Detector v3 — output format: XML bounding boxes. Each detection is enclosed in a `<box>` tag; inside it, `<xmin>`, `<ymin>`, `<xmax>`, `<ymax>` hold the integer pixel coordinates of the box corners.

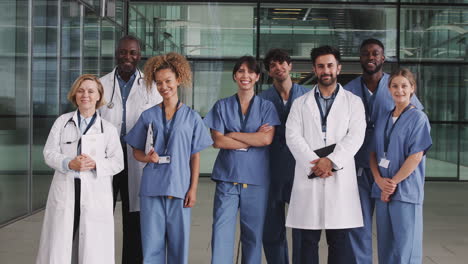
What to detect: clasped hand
<box><xmin>69</xmin><ymin>154</ymin><xmax>96</xmax><ymax>171</ymax></box>
<box><xmin>310</xmin><ymin>158</ymin><xmax>333</xmax><ymax>178</ymax></box>
<box><xmin>376</xmin><ymin>177</ymin><xmax>397</xmax><ymax>202</ymax></box>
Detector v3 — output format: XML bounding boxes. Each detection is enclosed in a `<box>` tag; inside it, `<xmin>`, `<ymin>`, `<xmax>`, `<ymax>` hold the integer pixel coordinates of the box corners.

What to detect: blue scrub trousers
<box><xmin>375</xmin><ymin>200</ymin><xmax>423</xmax><ymax>264</ymax></box>
<box><xmin>346</xmin><ymin>168</ymin><xmax>375</xmax><ymax>264</ymax></box>
<box><xmin>299</xmin><ymin>228</ymin><xmax>349</xmax><ymax>264</ymax></box>
<box><xmin>263</xmin><ymin>198</ymin><xmax>302</xmax><ymax>264</ymax></box>
<box><xmin>211</xmin><ymin>181</ymin><xmax>268</xmax><ymax>264</ymax></box>
<box><xmin>140</xmin><ymin>196</ymin><xmax>191</xmax><ymax>264</ymax></box>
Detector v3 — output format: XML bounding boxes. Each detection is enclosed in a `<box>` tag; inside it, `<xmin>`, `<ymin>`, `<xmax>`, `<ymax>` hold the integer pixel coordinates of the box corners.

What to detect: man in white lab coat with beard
<box><xmin>285</xmin><ymin>45</ymin><xmax>366</xmax><ymax>264</ymax></box>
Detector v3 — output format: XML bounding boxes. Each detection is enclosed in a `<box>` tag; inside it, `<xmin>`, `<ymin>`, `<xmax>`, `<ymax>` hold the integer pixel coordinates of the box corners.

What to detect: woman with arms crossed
<box><xmin>124</xmin><ymin>52</ymin><xmax>212</xmax><ymax>264</ymax></box>
<box><xmin>370</xmin><ymin>68</ymin><xmax>432</xmax><ymax>264</ymax></box>
<box><xmin>204</xmin><ymin>56</ymin><xmax>280</xmax><ymax>264</ymax></box>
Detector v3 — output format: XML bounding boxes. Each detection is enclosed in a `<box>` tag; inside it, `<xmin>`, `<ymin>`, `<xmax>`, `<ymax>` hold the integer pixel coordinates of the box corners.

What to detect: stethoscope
<box><xmin>107</xmin><ymin>68</ymin><xmax>145</xmax><ymax>109</ymax></box>
<box><xmin>61</xmin><ymin>116</ymin><xmax>104</xmax><ymax>145</ymax></box>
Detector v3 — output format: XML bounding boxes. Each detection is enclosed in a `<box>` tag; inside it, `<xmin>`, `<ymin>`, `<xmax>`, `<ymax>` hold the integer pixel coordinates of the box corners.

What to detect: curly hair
<box><xmin>263</xmin><ymin>48</ymin><xmax>291</xmax><ymax>72</ymax></box>
<box><xmin>143</xmin><ymin>52</ymin><xmax>192</xmax><ymax>88</ymax></box>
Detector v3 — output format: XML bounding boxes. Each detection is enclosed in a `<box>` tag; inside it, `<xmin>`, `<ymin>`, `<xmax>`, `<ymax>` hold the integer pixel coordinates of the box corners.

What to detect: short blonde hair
<box><xmin>143</xmin><ymin>52</ymin><xmax>192</xmax><ymax>89</ymax></box>
<box><xmin>67</xmin><ymin>74</ymin><xmax>106</xmax><ymax>108</ymax></box>
<box><xmin>388</xmin><ymin>68</ymin><xmax>417</xmax><ymax>96</ymax></box>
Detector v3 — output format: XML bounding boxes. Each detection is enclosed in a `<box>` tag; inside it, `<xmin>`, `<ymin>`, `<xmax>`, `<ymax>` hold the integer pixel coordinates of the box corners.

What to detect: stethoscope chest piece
<box><xmin>107</xmin><ymin>102</ymin><xmax>114</xmax><ymax>109</ymax></box>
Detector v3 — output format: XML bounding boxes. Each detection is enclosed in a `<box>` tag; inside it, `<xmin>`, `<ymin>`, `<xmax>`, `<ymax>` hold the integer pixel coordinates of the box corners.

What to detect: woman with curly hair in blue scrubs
<box><xmin>370</xmin><ymin>68</ymin><xmax>432</xmax><ymax>264</ymax></box>
<box><xmin>125</xmin><ymin>52</ymin><xmax>212</xmax><ymax>264</ymax></box>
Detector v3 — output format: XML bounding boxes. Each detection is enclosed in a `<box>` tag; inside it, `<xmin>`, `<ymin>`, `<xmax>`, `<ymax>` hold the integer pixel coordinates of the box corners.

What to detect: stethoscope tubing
<box><xmin>108</xmin><ymin>68</ymin><xmax>144</xmax><ymax>109</ymax></box>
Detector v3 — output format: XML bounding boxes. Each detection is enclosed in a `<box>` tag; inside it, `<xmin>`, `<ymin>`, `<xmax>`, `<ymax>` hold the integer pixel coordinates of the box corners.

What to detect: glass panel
<box><xmin>83</xmin><ymin>7</ymin><xmax>100</xmax><ymax>75</ymax></box>
<box><xmin>115</xmin><ymin>0</ymin><xmax>125</xmax><ymax>26</ymax></box>
<box><xmin>101</xmin><ymin>19</ymin><xmax>116</xmax><ymax>75</ymax></box>
<box><xmin>105</xmin><ymin>0</ymin><xmax>124</xmax><ymax>26</ymax></box>
<box><xmin>402</xmin><ymin>0</ymin><xmax>467</xmax><ymax>3</ymax></box>
<box><xmin>32</xmin><ymin>0</ymin><xmax>59</xmax><ymax>210</ymax></box>
<box><xmin>426</xmin><ymin>124</ymin><xmax>458</xmax><ymax>179</ymax></box>
<box><xmin>400</xmin><ymin>6</ymin><xmax>468</xmax><ymax>62</ymax></box>
<box><xmin>0</xmin><ymin>0</ymin><xmax>30</xmax><ymax>223</ymax></box>
<box><xmin>81</xmin><ymin>0</ymin><xmax>100</xmax><ymax>11</ymax></box>
<box><xmin>274</xmin><ymin>0</ymin><xmax>395</xmax><ymax>2</ymax></box>
<box><xmin>192</xmin><ymin>61</ymin><xmax>238</xmax><ymax>174</ymax></box>
<box><xmin>259</xmin><ymin>4</ymin><xmax>397</xmax><ymax>59</ymax></box>
<box><xmin>192</xmin><ymin>61</ymin><xmax>236</xmax><ymax>116</ymax></box>
<box><xmin>61</xmin><ymin>0</ymin><xmax>81</xmax><ymax>112</ymax></box>
<box><xmin>461</xmin><ymin>125</ymin><xmax>468</xmax><ymax>180</ymax></box>
<box><xmin>129</xmin><ymin>2</ymin><xmax>257</xmax><ymax>58</ymax></box>
<box><xmin>404</xmin><ymin>64</ymin><xmax>464</xmax><ymax>122</ymax></box>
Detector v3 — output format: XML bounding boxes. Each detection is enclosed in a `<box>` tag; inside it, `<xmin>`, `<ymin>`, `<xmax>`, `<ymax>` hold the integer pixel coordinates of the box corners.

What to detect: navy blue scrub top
<box><xmin>259</xmin><ymin>84</ymin><xmax>309</xmax><ymax>199</ymax></box>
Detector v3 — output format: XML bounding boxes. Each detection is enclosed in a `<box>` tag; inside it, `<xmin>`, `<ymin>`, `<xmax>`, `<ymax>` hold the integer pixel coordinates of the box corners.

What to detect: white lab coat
<box><xmin>285</xmin><ymin>85</ymin><xmax>366</xmax><ymax>230</ymax></box>
<box><xmin>99</xmin><ymin>68</ymin><xmax>162</xmax><ymax>211</ymax></box>
<box><xmin>36</xmin><ymin>111</ymin><xmax>124</xmax><ymax>264</ymax></box>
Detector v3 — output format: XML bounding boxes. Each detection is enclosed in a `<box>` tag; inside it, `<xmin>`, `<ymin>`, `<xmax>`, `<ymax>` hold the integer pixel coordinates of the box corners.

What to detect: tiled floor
<box><xmin>0</xmin><ymin>179</ymin><xmax>467</xmax><ymax>264</ymax></box>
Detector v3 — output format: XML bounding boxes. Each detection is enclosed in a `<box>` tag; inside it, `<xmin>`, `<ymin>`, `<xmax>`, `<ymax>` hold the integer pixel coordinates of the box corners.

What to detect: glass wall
<box><xmin>0</xmin><ymin>0</ymin><xmax>30</xmax><ymax>224</ymax></box>
<box><xmin>0</xmin><ymin>0</ymin><xmax>125</xmax><ymax>226</ymax></box>
<box><xmin>1</xmin><ymin>0</ymin><xmax>466</xmax><ymax>225</ymax></box>
<box><xmin>129</xmin><ymin>1</ymin><xmax>467</xmax><ymax>179</ymax></box>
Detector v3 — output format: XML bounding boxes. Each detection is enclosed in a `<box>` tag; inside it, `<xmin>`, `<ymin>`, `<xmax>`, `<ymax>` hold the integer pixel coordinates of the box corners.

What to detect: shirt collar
<box><xmin>116</xmin><ymin>69</ymin><xmax>137</xmax><ymax>84</ymax></box>
<box><xmin>315</xmin><ymin>84</ymin><xmax>339</xmax><ymax>99</ymax></box>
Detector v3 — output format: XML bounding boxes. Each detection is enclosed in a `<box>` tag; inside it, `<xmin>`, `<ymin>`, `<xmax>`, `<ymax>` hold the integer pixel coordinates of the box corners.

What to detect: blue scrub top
<box><xmin>124</xmin><ymin>104</ymin><xmax>213</xmax><ymax>199</ymax></box>
<box><xmin>204</xmin><ymin>95</ymin><xmax>280</xmax><ymax>186</ymax></box>
<box><xmin>371</xmin><ymin>107</ymin><xmax>432</xmax><ymax>204</ymax></box>
<box><xmin>344</xmin><ymin>73</ymin><xmax>424</xmax><ymax>168</ymax></box>
<box><xmin>259</xmin><ymin>84</ymin><xmax>309</xmax><ymax>199</ymax></box>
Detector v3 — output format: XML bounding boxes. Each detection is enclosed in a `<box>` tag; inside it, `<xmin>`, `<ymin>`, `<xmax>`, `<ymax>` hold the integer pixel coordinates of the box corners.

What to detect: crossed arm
<box><xmin>211</xmin><ymin>124</ymin><xmax>275</xmax><ymax>149</ymax></box>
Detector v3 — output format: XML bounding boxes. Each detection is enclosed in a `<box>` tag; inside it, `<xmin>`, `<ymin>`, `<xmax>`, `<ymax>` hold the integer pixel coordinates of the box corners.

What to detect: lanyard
<box><xmin>77</xmin><ymin>111</ymin><xmax>98</xmax><ymax>135</ymax></box>
<box><xmin>314</xmin><ymin>85</ymin><xmax>339</xmax><ymax>133</ymax></box>
<box><xmin>235</xmin><ymin>94</ymin><xmax>255</xmax><ymax>132</ymax></box>
<box><xmin>383</xmin><ymin>104</ymin><xmax>413</xmax><ymax>154</ymax></box>
<box><xmin>77</xmin><ymin>111</ymin><xmax>98</xmax><ymax>155</ymax></box>
<box><xmin>162</xmin><ymin>100</ymin><xmax>181</xmax><ymax>154</ymax></box>
<box><xmin>360</xmin><ymin>77</ymin><xmax>382</xmax><ymax>124</ymax></box>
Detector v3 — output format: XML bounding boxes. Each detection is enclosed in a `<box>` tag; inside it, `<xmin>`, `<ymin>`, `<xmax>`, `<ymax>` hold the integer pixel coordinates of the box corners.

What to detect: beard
<box><xmin>117</xmin><ymin>60</ymin><xmax>137</xmax><ymax>74</ymax></box>
<box><xmin>318</xmin><ymin>74</ymin><xmax>337</xmax><ymax>87</ymax></box>
<box><xmin>361</xmin><ymin>62</ymin><xmax>383</xmax><ymax>75</ymax></box>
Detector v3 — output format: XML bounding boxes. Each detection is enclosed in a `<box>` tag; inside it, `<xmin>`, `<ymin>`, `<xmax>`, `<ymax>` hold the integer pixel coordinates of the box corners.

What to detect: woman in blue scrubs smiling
<box><xmin>204</xmin><ymin>56</ymin><xmax>280</xmax><ymax>264</ymax></box>
<box><xmin>369</xmin><ymin>68</ymin><xmax>432</xmax><ymax>264</ymax></box>
<box><xmin>124</xmin><ymin>52</ymin><xmax>212</xmax><ymax>264</ymax></box>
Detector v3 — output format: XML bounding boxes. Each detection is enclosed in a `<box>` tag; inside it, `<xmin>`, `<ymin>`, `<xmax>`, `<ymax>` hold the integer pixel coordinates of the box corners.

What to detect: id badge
<box><xmin>235</xmin><ymin>148</ymin><xmax>249</xmax><ymax>152</ymax></box>
<box><xmin>379</xmin><ymin>158</ymin><xmax>390</xmax><ymax>168</ymax></box>
<box><xmin>159</xmin><ymin>155</ymin><xmax>171</xmax><ymax>164</ymax></box>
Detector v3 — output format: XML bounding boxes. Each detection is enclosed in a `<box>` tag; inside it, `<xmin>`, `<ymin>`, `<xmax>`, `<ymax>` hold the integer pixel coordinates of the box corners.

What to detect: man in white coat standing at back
<box><xmin>99</xmin><ymin>35</ymin><xmax>162</xmax><ymax>263</ymax></box>
<box><xmin>285</xmin><ymin>45</ymin><xmax>366</xmax><ymax>264</ymax></box>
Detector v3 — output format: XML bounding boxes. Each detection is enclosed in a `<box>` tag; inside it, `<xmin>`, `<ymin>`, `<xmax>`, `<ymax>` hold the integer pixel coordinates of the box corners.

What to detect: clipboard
<box><xmin>308</xmin><ymin>144</ymin><xmax>336</xmax><ymax>179</ymax></box>
<box><xmin>145</xmin><ymin>123</ymin><xmax>155</xmax><ymax>155</ymax></box>
<box><xmin>81</xmin><ymin>133</ymin><xmax>106</xmax><ymax>160</ymax></box>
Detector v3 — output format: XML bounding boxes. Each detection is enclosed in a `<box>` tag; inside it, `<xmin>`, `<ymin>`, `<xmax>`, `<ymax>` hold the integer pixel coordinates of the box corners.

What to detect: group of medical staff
<box><xmin>36</xmin><ymin>35</ymin><xmax>431</xmax><ymax>264</ymax></box>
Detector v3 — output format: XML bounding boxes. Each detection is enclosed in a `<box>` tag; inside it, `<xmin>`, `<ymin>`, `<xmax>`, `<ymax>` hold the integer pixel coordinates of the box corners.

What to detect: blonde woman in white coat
<box><xmin>36</xmin><ymin>74</ymin><xmax>124</xmax><ymax>264</ymax></box>
<box><xmin>285</xmin><ymin>46</ymin><xmax>366</xmax><ymax>264</ymax></box>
